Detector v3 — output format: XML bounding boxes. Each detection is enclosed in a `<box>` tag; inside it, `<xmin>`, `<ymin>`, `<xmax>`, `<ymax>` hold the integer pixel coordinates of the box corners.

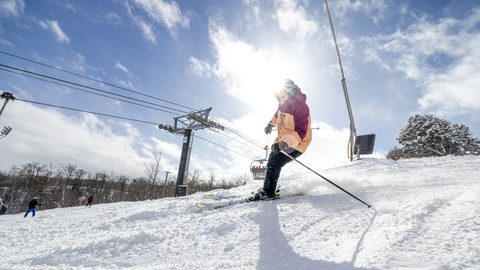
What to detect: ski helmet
<box><xmin>274</xmin><ymin>79</ymin><xmax>298</xmax><ymax>100</ymax></box>
<box><xmin>33</xmin><ymin>197</ymin><xmax>38</xmax><ymax>200</ymax></box>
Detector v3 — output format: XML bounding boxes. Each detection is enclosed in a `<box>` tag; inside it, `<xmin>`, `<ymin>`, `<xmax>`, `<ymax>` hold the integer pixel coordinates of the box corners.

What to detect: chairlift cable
<box><xmin>195</xmin><ymin>135</ymin><xmax>256</xmax><ymax>161</ymax></box>
<box><xmin>0</xmin><ymin>65</ymin><xmax>189</xmax><ymax>114</ymax></box>
<box><xmin>18</xmin><ymin>99</ymin><xmax>161</xmax><ymax>125</ymax></box>
<box><xmin>210</xmin><ymin>117</ymin><xmax>267</xmax><ymax>150</ymax></box>
<box><xmin>0</xmin><ymin>68</ymin><xmax>181</xmax><ymax>115</ymax></box>
<box><xmin>214</xmin><ymin>131</ymin><xmax>266</xmax><ymax>154</ymax></box>
<box><xmin>0</xmin><ymin>51</ymin><xmax>197</xmax><ymax>111</ymax></box>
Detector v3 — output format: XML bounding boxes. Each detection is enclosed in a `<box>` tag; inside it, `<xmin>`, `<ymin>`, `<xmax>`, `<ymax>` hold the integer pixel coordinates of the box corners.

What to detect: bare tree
<box><xmin>207</xmin><ymin>168</ymin><xmax>216</xmax><ymax>190</ymax></box>
<box><xmin>6</xmin><ymin>165</ymin><xmax>18</xmax><ymax>214</ymax></box>
<box><xmin>144</xmin><ymin>151</ymin><xmax>163</xmax><ymax>199</ymax></box>
<box><xmin>59</xmin><ymin>163</ymin><xmax>78</xmax><ymax>206</ymax></box>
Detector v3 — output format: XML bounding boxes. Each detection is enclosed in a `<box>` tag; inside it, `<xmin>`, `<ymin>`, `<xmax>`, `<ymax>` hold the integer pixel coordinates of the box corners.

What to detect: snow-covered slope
<box><xmin>1</xmin><ymin>156</ymin><xmax>479</xmax><ymax>269</ymax></box>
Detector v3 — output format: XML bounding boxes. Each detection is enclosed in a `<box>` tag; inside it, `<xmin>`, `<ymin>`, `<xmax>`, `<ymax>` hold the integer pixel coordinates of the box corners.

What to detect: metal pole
<box><xmin>0</xmin><ymin>99</ymin><xmax>10</xmax><ymax>119</ymax></box>
<box><xmin>163</xmin><ymin>171</ymin><xmax>170</xmax><ymax>198</ymax></box>
<box><xmin>185</xmin><ymin>132</ymin><xmax>194</xmax><ymax>175</ymax></box>
<box><xmin>0</xmin><ymin>92</ymin><xmax>16</xmax><ymax>119</ymax></box>
<box><xmin>325</xmin><ymin>0</ymin><xmax>357</xmax><ymax>161</ymax></box>
<box><xmin>175</xmin><ymin>129</ymin><xmax>192</xmax><ymax>196</ymax></box>
<box><xmin>325</xmin><ymin>0</ymin><xmax>345</xmax><ymax>80</ymax></box>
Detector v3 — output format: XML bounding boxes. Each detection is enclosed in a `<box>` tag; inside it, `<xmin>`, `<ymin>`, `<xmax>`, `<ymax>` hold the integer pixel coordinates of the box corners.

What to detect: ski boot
<box><xmin>248</xmin><ymin>187</ymin><xmax>280</xmax><ymax>201</ymax></box>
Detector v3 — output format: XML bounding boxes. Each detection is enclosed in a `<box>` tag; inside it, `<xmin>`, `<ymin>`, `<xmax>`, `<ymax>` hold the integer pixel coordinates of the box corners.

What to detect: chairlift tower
<box><xmin>158</xmin><ymin>107</ymin><xmax>224</xmax><ymax>196</ymax></box>
<box><xmin>0</xmin><ymin>92</ymin><xmax>15</xmax><ymax>141</ymax></box>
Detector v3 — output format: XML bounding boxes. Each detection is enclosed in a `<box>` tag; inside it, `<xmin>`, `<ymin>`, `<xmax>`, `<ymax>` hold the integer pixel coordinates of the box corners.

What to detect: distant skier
<box><xmin>249</xmin><ymin>79</ymin><xmax>312</xmax><ymax>201</ymax></box>
<box><xmin>0</xmin><ymin>196</ymin><xmax>7</xmax><ymax>215</ymax></box>
<box><xmin>86</xmin><ymin>195</ymin><xmax>94</xmax><ymax>208</ymax></box>
<box><xmin>24</xmin><ymin>197</ymin><xmax>42</xmax><ymax>218</ymax></box>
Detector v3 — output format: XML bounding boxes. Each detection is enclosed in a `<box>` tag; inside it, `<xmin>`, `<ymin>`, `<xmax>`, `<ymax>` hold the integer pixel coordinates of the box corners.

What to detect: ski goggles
<box><xmin>274</xmin><ymin>86</ymin><xmax>295</xmax><ymax>99</ymax></box>
<box><xmin>274</xmin><ymin>90</ymin><xmax>286</xmax><ymax>99</ymax></box>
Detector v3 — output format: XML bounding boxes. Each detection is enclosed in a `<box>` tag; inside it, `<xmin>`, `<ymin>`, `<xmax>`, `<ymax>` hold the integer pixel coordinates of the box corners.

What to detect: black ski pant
<box><xmin>263</xmin><ymin>149</ymin><xmax>302</xmax><ymax>197</ymax></box>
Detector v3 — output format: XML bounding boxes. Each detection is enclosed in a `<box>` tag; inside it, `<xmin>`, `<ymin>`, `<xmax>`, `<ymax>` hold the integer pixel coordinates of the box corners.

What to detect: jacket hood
<box><xmin>287</xmin><ymin>86</ymin><xmax>306</xmax><ymax>106</ymax></box>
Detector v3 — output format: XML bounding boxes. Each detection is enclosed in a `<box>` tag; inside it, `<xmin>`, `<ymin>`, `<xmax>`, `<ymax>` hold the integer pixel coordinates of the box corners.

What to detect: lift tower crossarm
<box><xmin>0</xmin><ymin>92</ymin><xmax>16</xmax><ymax>119</ymax></box>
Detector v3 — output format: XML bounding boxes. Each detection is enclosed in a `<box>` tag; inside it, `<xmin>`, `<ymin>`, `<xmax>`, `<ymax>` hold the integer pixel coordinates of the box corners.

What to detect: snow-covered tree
<box><xmin>396</xmin><ymin>114</ymin><xmax>480</xmax><ymax>158</ymax></box>
<box><xmin>385</xmin><ymin>146</ymin><xmax>416</xmax><ymax>161</ymax></box>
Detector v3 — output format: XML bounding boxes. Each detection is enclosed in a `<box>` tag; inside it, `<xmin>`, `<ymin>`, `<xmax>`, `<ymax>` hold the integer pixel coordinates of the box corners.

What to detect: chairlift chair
<box><xmin>250</xmin><ymin>160</ymin><xmax>267</xmax><ymax>180</ymax></box>
<box><xmin>250</xmin><ymin>146</ymin><xmax>269</xmax><ymax>180</ymax></box>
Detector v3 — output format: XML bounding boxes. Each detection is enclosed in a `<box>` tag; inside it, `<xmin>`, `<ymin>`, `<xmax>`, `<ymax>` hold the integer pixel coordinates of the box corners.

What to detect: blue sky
<box><xmin>1</xmin><ymin>0</ymin><xmax>479</xmax><ymax>180</ymax></box>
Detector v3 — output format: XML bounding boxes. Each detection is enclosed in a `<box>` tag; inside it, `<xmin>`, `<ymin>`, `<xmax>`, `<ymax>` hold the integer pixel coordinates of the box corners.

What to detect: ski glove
<box><xmin>272</xmin><ymin>141</ymin><xmax>290</xmax><ymax>154</ymax></box>
<box><xmin>264</xmin><ymin>123</ymin><xmax>274</xmax><ymax>135</ymax></box>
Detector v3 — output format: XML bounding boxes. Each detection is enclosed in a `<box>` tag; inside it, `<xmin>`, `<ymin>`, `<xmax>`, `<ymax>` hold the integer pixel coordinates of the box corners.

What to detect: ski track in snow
<box><xmin>1</xmin><ymin>156</ymin><xmax>479</xmax><ymax>269</ymax></box>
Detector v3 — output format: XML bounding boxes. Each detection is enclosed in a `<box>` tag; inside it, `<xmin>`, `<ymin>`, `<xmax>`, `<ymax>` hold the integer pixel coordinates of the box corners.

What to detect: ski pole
<box><xmin>280</xmin><ymin>151</ymin><xmax>375</xmax><ymax>210</ymax></box>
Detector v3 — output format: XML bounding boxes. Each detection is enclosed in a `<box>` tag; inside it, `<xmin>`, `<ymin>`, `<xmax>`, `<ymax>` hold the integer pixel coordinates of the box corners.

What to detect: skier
<box><xmin>0</xmin><ymin>196</ymin><xmax>7</xmax><ymax>215</ymax></box>
<box><xmin>86</xmin><ymin>195</ymin><xmax>94</xmax><ymax>208</ymax></box>
<box><xmin>249</xmin><ymin>79</ymin><xmax>312</xmax><ymax>201</ymax></box>
<box><xmin>24</xmin><ymin>197</ymin><xmax>42</xmax><ymax>218</ymax></box>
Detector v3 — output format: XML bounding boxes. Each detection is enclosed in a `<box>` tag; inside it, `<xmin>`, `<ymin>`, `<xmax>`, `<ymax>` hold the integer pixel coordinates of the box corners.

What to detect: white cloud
<box><xmin>419</xmin><ymin>38</ymin><xmax>480</xmax><ymax>117</ymax></box>
<box><xmin>48</xmin><ymin>21</ymin><xmax>70</xmax><ymax>43</ymax></box>
<box><xmin>130</xmin><ymin>0</ymin><xmax>189</xmax><ymax>37</ymax></box>
<box><xmin>0</xmin><ymin>101</ymin><xmax>155</xmax><ymax>177</ymax></box>
<box><xmin>39</xmin><ymin>20</ymin><xmax>70</xmax><ymax>43</ymax></box>
<box><xmin>113</xmin><ymin>77</ymin><xmax>135</xmax><ymax>90</ymax></box>
<box><xmin>242</xmin><ymin>0</ymin><xmax>260</xmax><ymax>4</ymax></box>
<box><xmin>71</xmin><ymin>53</ymin><xmax>87</xmax><ymax>73</ymax></box>
<box><xmin>300</xmin><ymin>121</ymin><xmax>352</xmax><ymax>170</ymax></box>
<box><xmin>186</xmin><ymin>56</ymin><xmax>212</xmax><ymax>78</ymax></box>
<box><xmin>106</xmin><ymin>12</ymin><xmax>122</xmax><ymax>25</ymax></box>
<box><xmin>126</xmin><ymin>3</ymin><xmax>157</xmax><ymax>43</ymax></box>
<box><xmin>115</xmin><ymin>60</ymin><xmax>136</xmax><ymax>77</ymax></box>
<box><xmin>0</xmin><ymin>38</ymin><xmax>14</xmax><ymax>46</ymax></box>
<box><xmin>363</xmin><ymin>8</ymin><xmax>480</xmax><ymax>117</ymax></box>
<box><xmin>208</xmin><ymin>20</ymin><xmax>293</xmax><ymax>105</ymax></box>
<box><xmin>0</xmin><ymin>0</ymin><xmax>25</xmax><ymax>18</ymax></box>
<box><xmin>149</xmin><ymin>137</ymin><xmax>182</xmax><ymax>174</ymax></box>
<box><xmin>136</xmin><ymin>17</ymin><xmax>157</xmax><ymax>43</ymax></box>
<box><xmin>8</xmin><ymin>85</ymin><xmax>32</xmax><ymax>100</ymax></box>
<box><xmin>274</xmin><ymin>0</ymin><xmax>319</xmax><ymax>47</ymax></box>
<box><xmin>334</xmin><ymin>0</ymin><xmax>389</xmax><ymax>23</ymax></box>
<box><xmin>242</xmin><ymin>0</ymin><xmax>263</xmax><ymax>27</ymax></box>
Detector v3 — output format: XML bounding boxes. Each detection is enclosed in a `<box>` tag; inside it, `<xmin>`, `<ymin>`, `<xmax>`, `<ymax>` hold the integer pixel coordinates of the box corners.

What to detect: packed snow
<box><xmin>1</xmin><ymin>155</ymin><xmax>479</xmax><ymax>269</ymax></box>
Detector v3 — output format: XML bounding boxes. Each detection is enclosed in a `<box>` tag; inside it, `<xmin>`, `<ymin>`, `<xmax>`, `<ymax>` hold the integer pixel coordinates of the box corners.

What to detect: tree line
<box><xmin>0</xmin><ymin>156</ymin><xmax>248</xmax><ymax>215</ymax></box>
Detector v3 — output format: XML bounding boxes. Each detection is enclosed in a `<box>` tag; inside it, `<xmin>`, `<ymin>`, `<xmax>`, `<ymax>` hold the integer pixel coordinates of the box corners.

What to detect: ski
<box><xmin>196</xmin><ymin>192</ymin><xmax>304</xmax><ymax>210</ymax></box>
<box><xmin>196</xmin><ymin>198</ymin><xmax>249</xmax><ymax>209</ymax></box>
<box><xmin>203</xmin><ymin>194</ymin><xmax>241</xmax><ymax>201</ymax></box>
<box><xmin>196</xmin><ymin>197</ymin><xmax>277</xmax><ymax>210</ymax></box>
<box><xmin>203</xmin><ymin>186</ymin><xmax>282</xmax><ymax>201</ymax></box>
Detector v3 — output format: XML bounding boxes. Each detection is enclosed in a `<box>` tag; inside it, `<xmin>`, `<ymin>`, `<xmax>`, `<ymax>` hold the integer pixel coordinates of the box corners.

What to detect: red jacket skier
<box><xmin>86</xmin><ymin>195</ymin><xmax>94</xmax><ymax>208</ymax></box>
